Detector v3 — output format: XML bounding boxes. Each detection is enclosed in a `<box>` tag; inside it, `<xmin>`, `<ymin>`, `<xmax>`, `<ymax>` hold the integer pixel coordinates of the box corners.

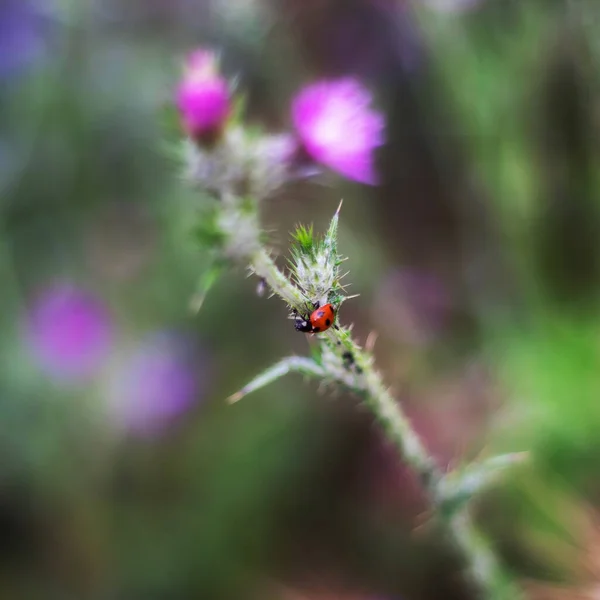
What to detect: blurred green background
<box><xmin>2</xmin><ymin>0</ymin><xmax>600</xmax><ymax>598</ymax></box>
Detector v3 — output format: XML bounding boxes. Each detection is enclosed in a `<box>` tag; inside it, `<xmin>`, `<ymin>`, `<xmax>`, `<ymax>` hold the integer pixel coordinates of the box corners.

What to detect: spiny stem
<box><xmin>243</xmin><ymin>244</ymin><xmax>516</xmax><ymax>600</ymax></box>
<box><xmin>446</xmin><ymin>514</ymin><xmax>520</xmax><ymax>600</ymax></box>
<box><xmin>363</xmin><ymin>360</ymin><xmax>442</xmax><ymax>494</ymax></box>
<box><xmin>250</xmin><ymin>247</ymin><xmax>306</xmax><ymax>311</ymax></box>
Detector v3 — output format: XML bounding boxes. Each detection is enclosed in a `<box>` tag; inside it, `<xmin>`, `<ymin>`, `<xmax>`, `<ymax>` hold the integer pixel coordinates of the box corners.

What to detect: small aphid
<box><xmin>340</xmin><ymin>349</ymin><xmax>363</xmax><ymax>374</ymax></box>
<box><xmin>342</xmin><ymin>350</ymin><xmax>354</xmax><ymax>365</ymax></box>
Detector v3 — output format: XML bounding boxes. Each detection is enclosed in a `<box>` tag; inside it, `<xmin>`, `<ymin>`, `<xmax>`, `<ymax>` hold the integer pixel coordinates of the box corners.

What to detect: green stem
<box><xmin>446</xmin><ymin>514</ymin><xmax>519</xmax><ymax>600</ymax></box>
<box><xmin>244</xmin><ymin>246</ymin><xmax>517</xmax><ymax>600</ymax></box>
<box><xmin>247</xmin><ymin>247</ymin><xmax>440</xmax><ymax>492</ymax></box>
<box><xmin>250</xmin><ymin>247</ymin><xmax>307</xmax><ymax>310</ymax></box>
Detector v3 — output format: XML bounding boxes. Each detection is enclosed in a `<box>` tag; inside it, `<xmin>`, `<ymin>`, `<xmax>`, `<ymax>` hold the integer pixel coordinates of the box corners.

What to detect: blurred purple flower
<box><xmin>420</xmin><ymin>0</ymin><xmax>485</xmax><ymax>12</ymax></box>
<box><xmin>291</xmin><ymin>78</ymin><xmax>384</xmax><ymax>185</ymax></box>
<box><xmin>175</xmin><ymin>48</ymin><xmax>231</xmax><ymax>141</ymax></box>
<box><xmin>374</xmin><ymin>269</ymin><xmax>452</xmax><ymax>345</ymax></box>
<box><xmin>328</xmin><ymin>2</ymin><xmax>422</xmax><ymax>76</ymax></box>
<box><xmin>25</xmin><ymin>284</ymin><xmax>113</xmax><ymax>381</ymax></box>
<box><xmin>0</xmin><ymin>0</ymin><xmax>50</xmax><ymax>79</ymax></box>
<box><xmin>108</xmin><ymin>333</ymin><xmax>205</xmax><ymax>436</ymax></box>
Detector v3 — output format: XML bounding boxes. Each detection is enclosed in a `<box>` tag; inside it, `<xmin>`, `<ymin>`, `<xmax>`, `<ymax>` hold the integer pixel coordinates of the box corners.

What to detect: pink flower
<box><xmin>25</xmin><ymin>283</ymin><xmax>113</xmax><ymax>381</ymax></box>
<box><xmin>291</xmin><ymin>78</ymin><xmax>384</xmax><ymax>185</ymax></box>
<box><xmin>373</xmin><ymin>269</ymin><xmax>452</xmax><ymax>345</ymax></box>
<box><xmin>175</xmin><ymin>49</ymin><xmax>230</xmax><ymax>141</ymax></box>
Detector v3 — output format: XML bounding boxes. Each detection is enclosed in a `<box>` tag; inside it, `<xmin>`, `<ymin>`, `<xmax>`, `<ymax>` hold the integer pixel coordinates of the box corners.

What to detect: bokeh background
<box><xmin>2</xmin><ymin>0</ymin><xmax>600</xmax><ymax>598</ymax></box>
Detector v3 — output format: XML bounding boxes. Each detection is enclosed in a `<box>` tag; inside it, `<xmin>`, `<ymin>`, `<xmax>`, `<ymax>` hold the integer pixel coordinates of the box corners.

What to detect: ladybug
<box><xmin>294</xmin><ymin>303</ymin><xmax>336</xmax><ymax>334</ymax></box>
<box><xmin>309</xmin><ymin>303</ymin><xmax>336</xmax><ymax>333</ymax></box>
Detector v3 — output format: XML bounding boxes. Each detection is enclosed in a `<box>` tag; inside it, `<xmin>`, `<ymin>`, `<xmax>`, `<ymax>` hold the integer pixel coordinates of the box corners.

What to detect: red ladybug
<box><xmin>309</xmin><ymin>303</ymin><xmax>336</xmax><ymax>333</ymax></box>
<box><xmin>293</xmin><ymin>303</ymin><xmax>336</xmax><ymax>334</ymax></box>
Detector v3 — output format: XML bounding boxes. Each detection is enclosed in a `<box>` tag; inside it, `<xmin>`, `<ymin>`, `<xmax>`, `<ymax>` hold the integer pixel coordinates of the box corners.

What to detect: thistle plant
<box><xmin>172</xmin><ymin>48</ymin><xmax>525</xmax><ymax>600</ymax></box>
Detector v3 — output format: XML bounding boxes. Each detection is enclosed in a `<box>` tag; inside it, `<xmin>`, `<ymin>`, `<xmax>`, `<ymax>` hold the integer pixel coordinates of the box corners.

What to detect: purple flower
<box><xmin>0</xmin><ymin>0</ymin><xmax>51</xmax><ymax>79</ymax></box>
<box><xmin>291</xmin><ymin>78</ymin><xmax>384</xmax><ymax>185</ymax></box>
<box><xmin>175</xmin><ymin>49</ymin><xmax>231</xmax><ymax>141</ymax></box>
<box><xmin>107</xmin><ymin>333</ymin><xmax>205</xmax><ymax>436</ymax></box>
<box><xmin>374</xmin><ymin>269</ymin><xmax>452</xmax><ymax>345</ymax></box>
<box><xmin>421</xmin><ymin>0</ymin><xmax>485</xmax><ymax>12</ymax></box>
<box><xmin>25</xmin><ymin>283</ymin><xmax>113</xmax><ymax>381</ymax></box>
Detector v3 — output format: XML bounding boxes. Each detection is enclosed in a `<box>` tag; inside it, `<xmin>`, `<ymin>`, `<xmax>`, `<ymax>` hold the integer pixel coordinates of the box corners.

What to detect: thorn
<box><xmin>472</xmin><ymin>443</ymin><xmax>491</xmax><ymax>465</ymax></box>
<box><xmin>412</xmin><ymin>508</ymin><xmax>435</xmax><ymax>539</ymax></box>
<box><xmin>507</xmin><ymin>451</ymin><xmax>530</xmax><ymax>465</ymax></box>
<box><xmin>227</xmin><ymin>391</ymin><xmax>245</xmax><ymax>404</ymax></box>
<box><xmin>447</xmin><ymin>454</ymin><xmax>460</xmax><ymax>474</ymax></box>
<box><xmin>335</xmin><ymin>198</ymin><xmax>344</xmax><ymax>216</ymax></box>
<box><xmin>365</xmin><ymin>331</ymin><xmax>379</xmax><ymax>353</ymax></box>
<box><xmin>189</xmin><ymin>293</ymin><xmax>205</xmax><ymax>314</ymax></box>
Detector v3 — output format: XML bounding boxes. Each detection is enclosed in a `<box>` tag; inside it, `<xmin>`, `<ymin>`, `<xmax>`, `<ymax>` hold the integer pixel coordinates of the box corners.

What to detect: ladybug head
<box><xmin>294</xmin><ymin>317</ymin><xmax>313</xmax><ymax>333</ymax></box>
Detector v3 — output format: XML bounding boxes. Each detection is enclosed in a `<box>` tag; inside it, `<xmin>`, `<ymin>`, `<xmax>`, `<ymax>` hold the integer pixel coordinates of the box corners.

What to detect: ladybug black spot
<box><xmin>325</xmin><ymin>319</ymin><xmax>331</xmax><ymax>327</ymax></box>
<box><xmin>312</xmin><ymin>327</ymin><xmax>321</xmax><ymax>333</ymax></box>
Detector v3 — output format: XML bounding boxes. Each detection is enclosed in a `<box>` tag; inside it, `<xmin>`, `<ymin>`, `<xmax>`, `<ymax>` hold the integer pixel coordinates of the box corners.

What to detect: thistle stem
<box><xmin>244</xmin><ymin>245</ymin><xmax>517</xmax><ymax>600</ymax></box>
<box><xmin>250</xmin><ymin>248</ymin><xmax>307</xmax><ymax>311</ymax></box>
<box><xmin>250</xmin><ymin>248</ymin><xmax>441</xmax><ymax>490</ymax></box>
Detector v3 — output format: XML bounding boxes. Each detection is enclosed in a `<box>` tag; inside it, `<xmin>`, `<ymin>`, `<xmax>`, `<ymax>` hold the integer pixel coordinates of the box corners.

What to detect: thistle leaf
<box><xmin>227</xmin><ymin>356</ymin><xmax>326</xmax><ymax>403</ymax></box>
<box><xmin>439</xmin><ymin>452</ymin><xmax>530</xmax><ymax>516</ymax></box>
<box><xmin>189</xmin><ymin>260</ymin><xmax>227</xmax><ymax>313</ymax></box>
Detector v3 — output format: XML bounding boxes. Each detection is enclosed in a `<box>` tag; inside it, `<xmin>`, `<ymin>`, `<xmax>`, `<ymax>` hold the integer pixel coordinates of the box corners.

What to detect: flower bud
<box><xmin>176</xmin><ymin>49</ymin><xmax>231</xmax><ymax>143</ymax></box>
